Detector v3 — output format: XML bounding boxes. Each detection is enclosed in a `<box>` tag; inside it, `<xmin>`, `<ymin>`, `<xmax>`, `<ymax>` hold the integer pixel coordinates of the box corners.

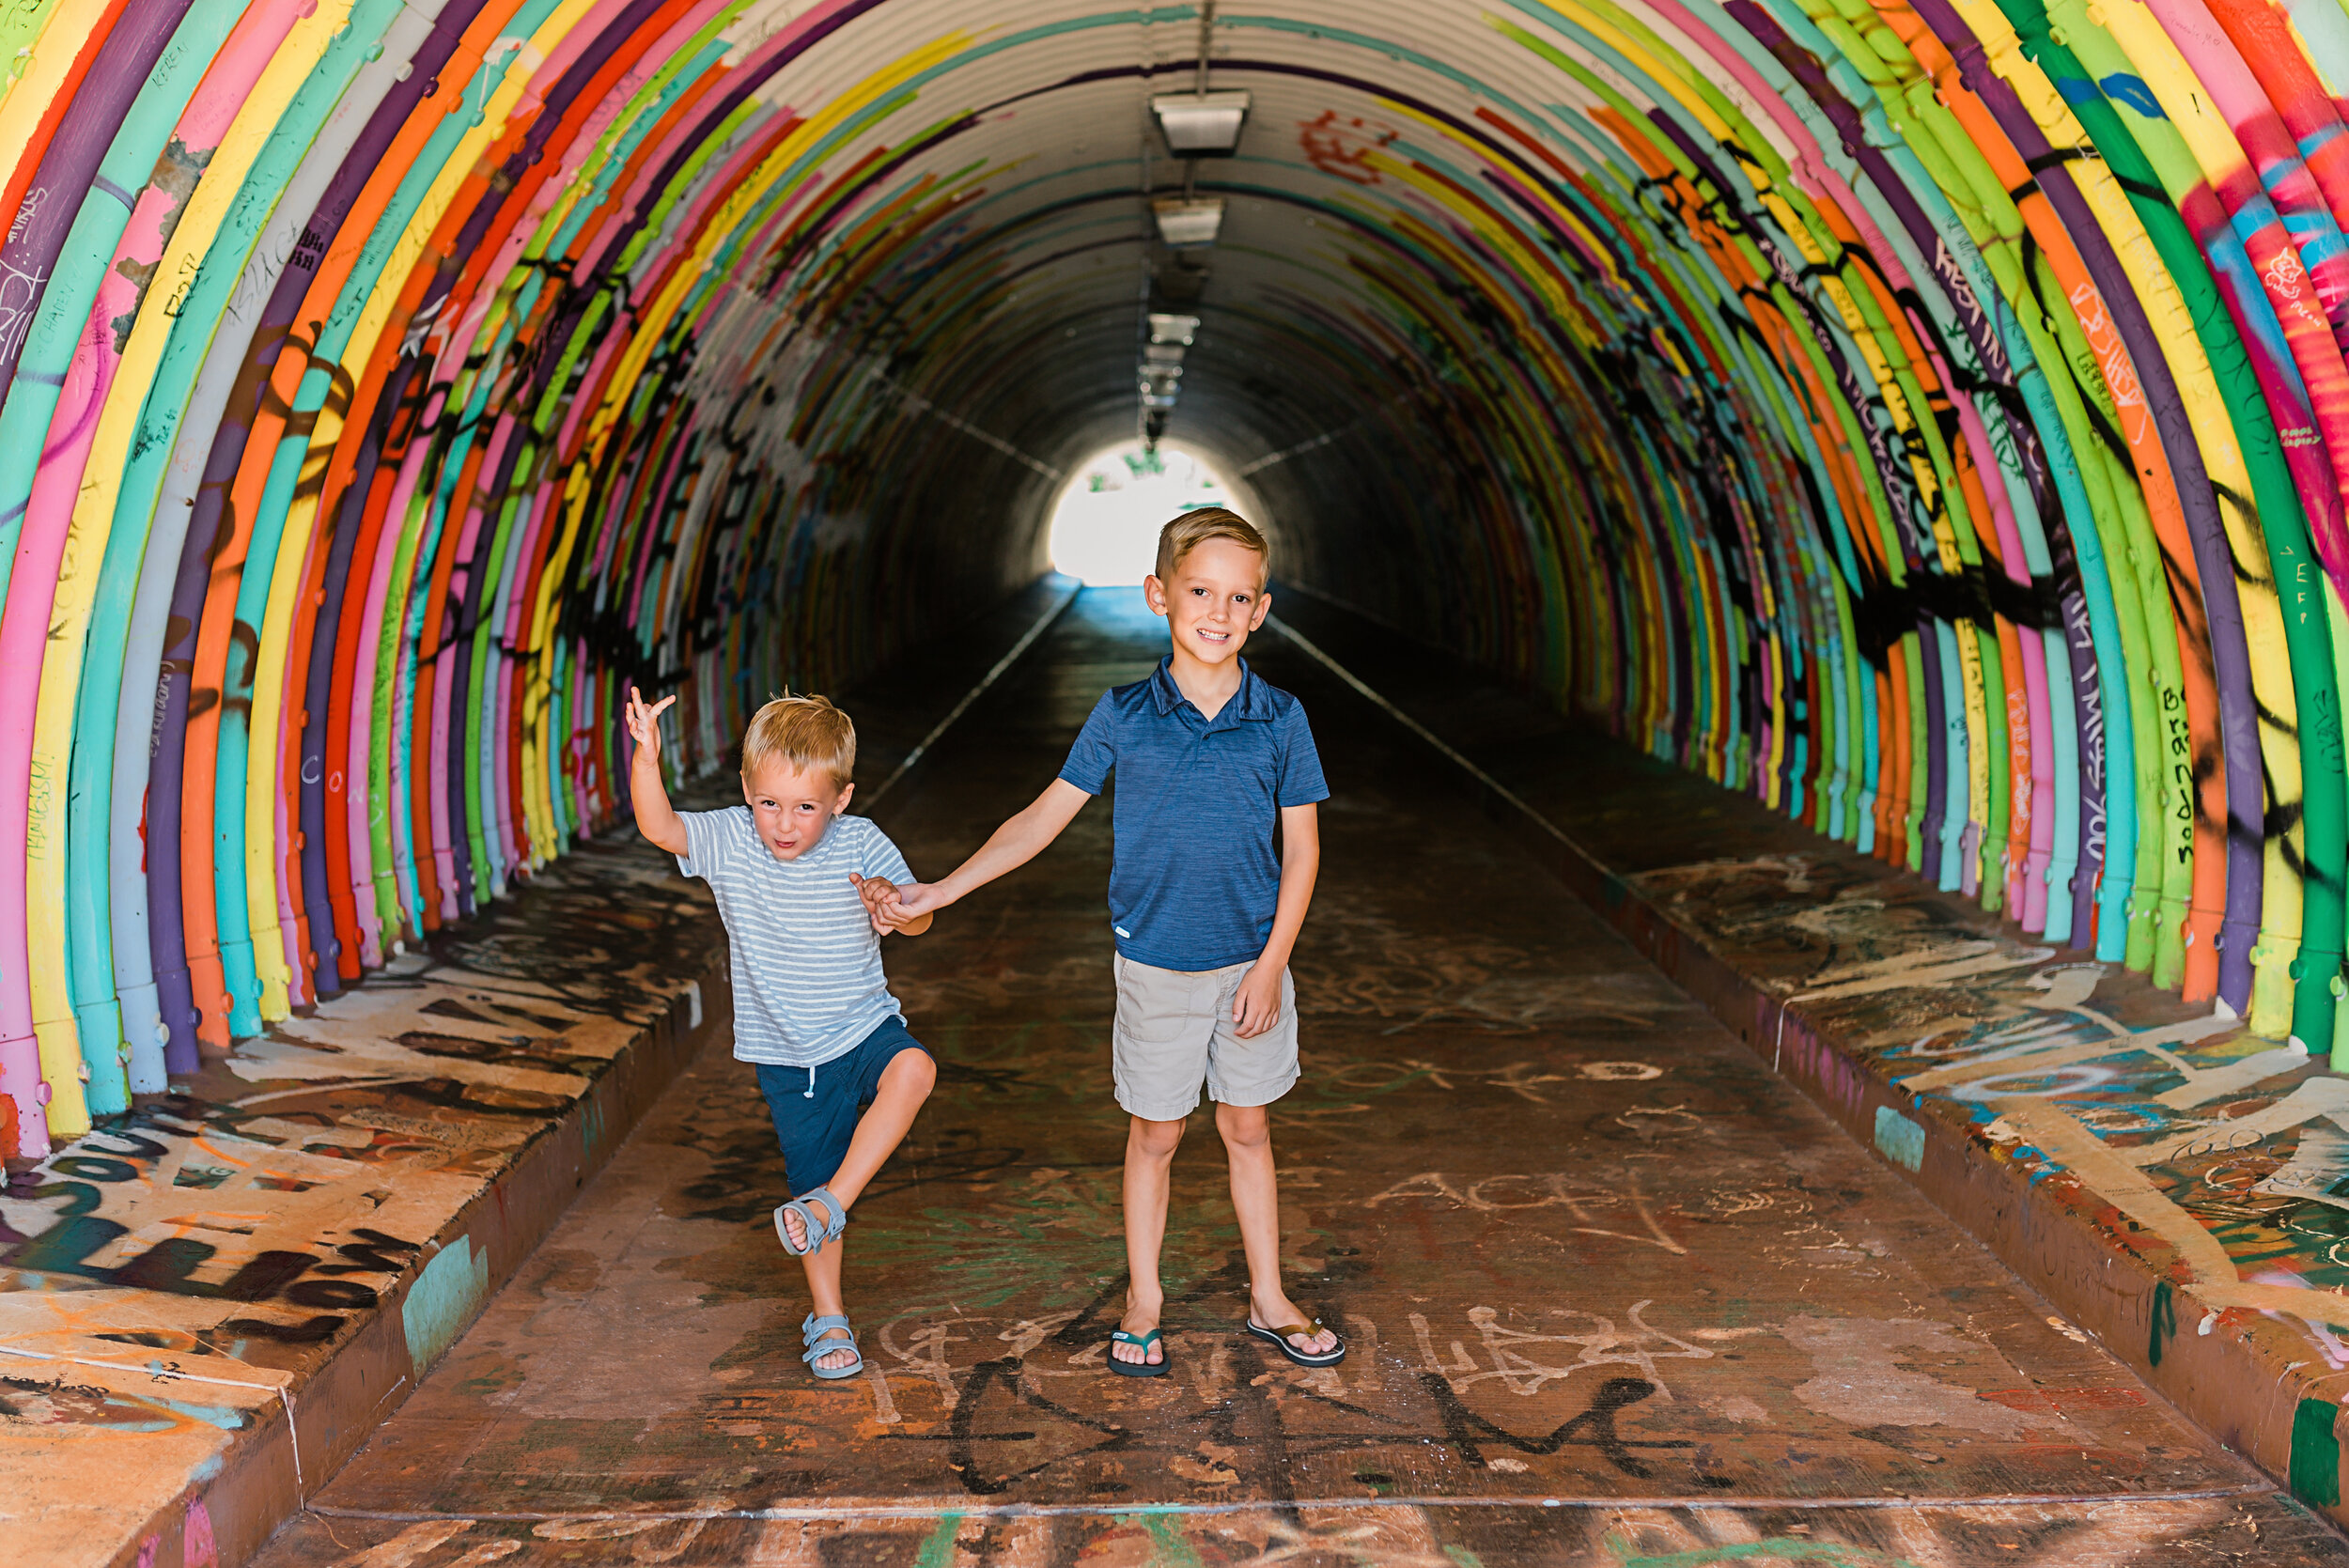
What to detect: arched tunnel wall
<box><xmin>7</xmin><ymin>0</ymin><xmax>2349</xmax><ymax>1158</ymax></box>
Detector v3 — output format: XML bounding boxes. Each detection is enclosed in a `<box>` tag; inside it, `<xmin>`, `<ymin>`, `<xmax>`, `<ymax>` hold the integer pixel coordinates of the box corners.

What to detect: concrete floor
<box><xmin>254</xmin><ymin>593</ymin><xmax>2348</xmax><ymax>1566</ymax></box>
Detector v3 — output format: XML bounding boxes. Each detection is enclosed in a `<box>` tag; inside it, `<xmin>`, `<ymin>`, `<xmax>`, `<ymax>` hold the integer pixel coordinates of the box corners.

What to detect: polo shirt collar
<box><xmin>1149</xmin><ymin>655</ymin><xmax>1275</xmax><ymax>722</ymax></box>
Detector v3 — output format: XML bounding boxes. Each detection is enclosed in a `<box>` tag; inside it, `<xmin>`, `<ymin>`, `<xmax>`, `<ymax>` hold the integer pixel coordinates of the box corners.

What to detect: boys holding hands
<box><xmin>628</xmin><ymin>507</ymin><xmax>1338</xmax><ymax>1385</ymax></box>
<box><xmin>872</xmin><ymin>509</ymin><xmax>1344</xmax><ymax>1375</ymax></box>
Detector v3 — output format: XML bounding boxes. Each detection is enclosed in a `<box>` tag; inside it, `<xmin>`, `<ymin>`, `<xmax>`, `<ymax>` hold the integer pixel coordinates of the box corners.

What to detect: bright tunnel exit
<box><xmin>1048</xmin><ymin>443</ymin><xmax>1248</xmax><ymax>585</ymax></box>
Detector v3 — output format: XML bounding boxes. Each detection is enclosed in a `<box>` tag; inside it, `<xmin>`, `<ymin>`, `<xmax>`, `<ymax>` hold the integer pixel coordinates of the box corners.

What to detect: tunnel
<box><xmin>34</xmin><ymin>1</ymin><xmax>2349</xmax><ymax>1556</ymax></box>
<box><xmin>11</xmin><ymin>0</ymin><xmax>2349</xmax><ymax>1167</ymax></box>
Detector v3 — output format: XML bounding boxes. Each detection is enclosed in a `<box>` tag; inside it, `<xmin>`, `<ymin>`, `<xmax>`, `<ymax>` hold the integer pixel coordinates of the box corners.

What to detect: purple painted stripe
<box><xmin>0</xmin><ymin>3</ymin><xmax>189</xmax><ymax>415</ymax></box>
<box><xmin>144</xmin><ymin>0</ymin><xmax>495</xmax><ymax>1051</ymax></box>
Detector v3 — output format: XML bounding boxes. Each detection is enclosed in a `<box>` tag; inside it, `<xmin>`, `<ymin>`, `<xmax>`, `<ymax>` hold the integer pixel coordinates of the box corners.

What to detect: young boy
<box><xmin>625</xmin><ymin>689</ymin><xmax>938</xmax><ymax>1381</ymax></box>
<box><xmin>867</xmin><ymin>509</ymin><xmax>1343</xmax><ymax>1377</ymax></box>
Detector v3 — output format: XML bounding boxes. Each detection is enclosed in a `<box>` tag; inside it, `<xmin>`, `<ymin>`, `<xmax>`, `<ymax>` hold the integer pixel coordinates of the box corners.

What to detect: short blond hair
<box><xmin>740</xmin><ymin>693</ymin><xmax>855</xmax><ymax>792</ymax></box>
<box><xmin>1154</xmin><ymin>505</ymin><xmax>1268</xmax><ymax>586</ymax></box>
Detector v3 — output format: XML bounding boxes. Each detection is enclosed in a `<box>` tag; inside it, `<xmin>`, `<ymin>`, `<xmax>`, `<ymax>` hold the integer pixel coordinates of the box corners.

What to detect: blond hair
<box><xmin>740</xmin><ymin>693</ymin><xmax>856</xmax><ymax>792</ymax></box>
<box><xmin>1154</xmin><ymin>505</ymin><xmax>1268</xmax><ymax>586</ymax></box>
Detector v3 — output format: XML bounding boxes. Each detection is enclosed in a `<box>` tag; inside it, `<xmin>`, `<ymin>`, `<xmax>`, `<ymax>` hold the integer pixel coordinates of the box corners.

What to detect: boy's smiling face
<box><xmin>1147</xmin><ymin>536</ymin><xmax>1269</xmax><ymax>665</ymax></box>
<box><xmin>741</xmin><ymin>758</ymin><xmax>853</xmax><ymax>862</ymax></box>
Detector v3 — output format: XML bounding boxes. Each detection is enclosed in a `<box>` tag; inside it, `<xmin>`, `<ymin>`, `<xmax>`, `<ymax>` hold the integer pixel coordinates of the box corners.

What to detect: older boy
<box><xmin>870</xmin><ymin>509</ymin><xmax>1342</xmax><ymax>1376</ymax></box>
<box><xmin>626</xmin><ymin>689</ymin><xmax>938</xmax><ymax>1381</ymax></box>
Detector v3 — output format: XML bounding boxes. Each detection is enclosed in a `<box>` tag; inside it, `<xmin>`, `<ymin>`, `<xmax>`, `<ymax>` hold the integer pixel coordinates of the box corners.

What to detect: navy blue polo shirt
<box><xmin>1059</xmin><ymin>656</ymin><xmax>1329</xmax><ymax>970</ymax></box>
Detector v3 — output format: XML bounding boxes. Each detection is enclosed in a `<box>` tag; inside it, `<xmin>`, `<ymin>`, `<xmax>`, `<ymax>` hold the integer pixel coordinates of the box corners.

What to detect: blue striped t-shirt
<box><xmin>677</xmin><ymin>807</ymin><xmax>913</xmax><ymax>1068</ymax></box>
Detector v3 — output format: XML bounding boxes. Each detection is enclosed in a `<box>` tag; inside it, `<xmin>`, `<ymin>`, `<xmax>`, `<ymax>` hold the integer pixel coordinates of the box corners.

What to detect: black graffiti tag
<box><xmin>1422</xmin><ymin>1372</ymin><xmax>1695</xmax><ymax>1478</ymax></box>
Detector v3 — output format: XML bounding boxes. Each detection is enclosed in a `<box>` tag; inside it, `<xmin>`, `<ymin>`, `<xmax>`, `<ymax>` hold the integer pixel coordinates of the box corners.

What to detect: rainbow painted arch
<box><xmin>8</xmin><ymin>0</ymin><xmax>2349</xmax><ymax>1157</ymax></box>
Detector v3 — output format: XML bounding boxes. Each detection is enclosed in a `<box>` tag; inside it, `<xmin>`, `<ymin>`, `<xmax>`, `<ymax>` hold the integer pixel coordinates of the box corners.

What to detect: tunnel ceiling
<box><xmin>10</xmin><ymin>0</ymin><xmax>2349</xmax><ymax>1156</ymax></box>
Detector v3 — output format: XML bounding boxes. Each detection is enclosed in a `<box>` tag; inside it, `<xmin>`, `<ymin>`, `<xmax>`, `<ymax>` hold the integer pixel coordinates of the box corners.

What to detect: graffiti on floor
<box><xmin>1629</xmin><ymin>849</ymin><xmax>2349</xmax><ymax>1358</ymax></box>
<box><xmin>0</xmin><ymin>835</ymin><xmax>717</xmax><ymax>1568</ymax></box>
<box><xmin>0</xmin><ymin>830</ymin><xmax>734</xmax><ymax>1566</ymax></box>
<box><xmin>0</xmin><ymin>842</ymin><xmax>710</xmax><ymax>1362</ymax></box>
<box><xmin>256</xmin><ymin>1492</ymin><xmax>2312</xmax><ymax>1568</ymax></box>
<box><xmin>267</xmin><ymin>845</ymin><xmax>2270</xmax><ymax>1531</ymax></box>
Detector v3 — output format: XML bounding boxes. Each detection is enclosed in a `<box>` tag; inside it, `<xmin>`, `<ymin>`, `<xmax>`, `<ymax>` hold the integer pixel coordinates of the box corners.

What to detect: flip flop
<box><xmin>1106</xmin><ymin>1327</ymin><xmax>1170</xmax><ymax>1377</ymax></box>
<box><xmin>774</xmin><ymin>1187</ymin><xmax>848</xmax><ymax>1256</ymax></box>
<box><xmin>802</xmin><ymin>1312</ymin><xmax>864</xmax><ymax>1380</ymax></box>
<box><xmin>1245</xmin><ymin>1316</ymin><xmax>1347</xmax><ymax>1368</ymax></box>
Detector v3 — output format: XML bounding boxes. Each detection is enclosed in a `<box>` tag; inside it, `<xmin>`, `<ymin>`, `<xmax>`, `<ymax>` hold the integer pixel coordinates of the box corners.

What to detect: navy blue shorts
<box><xmin>754</xmin><ymin>1017</ymin><xmax>931</xmax><ymax>1194</ymax></box>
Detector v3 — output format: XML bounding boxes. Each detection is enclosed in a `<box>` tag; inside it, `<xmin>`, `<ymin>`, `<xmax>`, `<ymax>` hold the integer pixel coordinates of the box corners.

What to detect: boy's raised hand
<box><xmin>622</xmin><ymin>685</ymin><xmax>688</xmax><ymax>856</ymax></box>
<box><xmin>1233</xmin><ymin>963</ymin><xmax>1283</xmax><ymax>1038</ymax></box>
<box><xmin>626</xmin><ymin>686</ymin><xmax>677</xmax><ymax>756</ymax></box>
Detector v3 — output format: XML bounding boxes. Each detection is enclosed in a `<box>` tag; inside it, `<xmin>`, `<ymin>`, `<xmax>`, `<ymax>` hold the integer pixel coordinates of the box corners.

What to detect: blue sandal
<box><xmin>774</xmin><ymin>1187</ymin><xmax>848</xmax><ymax>1256</ymax></box>
<box><xmin>1106</xmin><ymin>1327</ymin><xmax>1170</xmax><ymax>1378</ymax></box>
<box><xmin>802</xmin><ymin>1312</ymin><xmax>863</xmax><ymax>1380</ymax></box>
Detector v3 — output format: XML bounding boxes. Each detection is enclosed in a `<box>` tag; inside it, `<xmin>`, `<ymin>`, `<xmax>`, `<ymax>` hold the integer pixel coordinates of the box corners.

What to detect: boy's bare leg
<box><xmin>801</xmin><ymin>1241</ymin><xmax>858</xmax><ymax>1371</ymax></box>
<box><xmin>828</xmin><ymin>1048</ymin><xmax>938</xmax><ymax>1211</ymax></box>
<box><xmin>781</xmin><ymin>1048</ymin><xmax>937</xmax><ymax>1249</ymax></box>
<box><xmin>1114</xmin><ymin>1115</ymin><xmax>1185</xmax><ymax>1367</ymax></box>
<box><xmin>1217</xmin><ymin>1101</ymin><xmax>1339</xmax><ymax>1357</ymax></box>
<box><xmin>785</xmin><ymin>1048</ymin><xmax>937</xmax><ymax>1371</ymax></box>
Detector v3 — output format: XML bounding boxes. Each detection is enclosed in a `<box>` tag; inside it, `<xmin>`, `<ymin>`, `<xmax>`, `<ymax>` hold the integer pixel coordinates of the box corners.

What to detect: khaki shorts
<box><xmin>1112</xmin><ymin>954</ymin><xmax>1299</xmax><ymax>1121</ymax></box>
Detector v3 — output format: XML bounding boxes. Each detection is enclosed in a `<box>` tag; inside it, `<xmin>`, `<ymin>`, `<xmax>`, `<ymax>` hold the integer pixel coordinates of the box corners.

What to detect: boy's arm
<box><xmin>886</xmin><ymin>779</ymin><xmax>1093</xmax><ymax>916</ymax></box>
<box><xmin>1233</xmin><ymin>802</ymin><xmax>1320</xmax><ymax>1038</ymax></box>
<box><xmin>625</xmin><ymin>686</ymin><xmax>689</xmax><ymax>857</ymax></box>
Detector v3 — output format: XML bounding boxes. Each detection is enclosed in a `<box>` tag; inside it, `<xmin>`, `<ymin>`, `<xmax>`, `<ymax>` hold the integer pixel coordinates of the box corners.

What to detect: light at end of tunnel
<box><xmin>1050</xmin><ymin>443</ymin><xmax>1244</xmax><ymax>585</ymax></box>
<box><xmin>1148</xmin><ymin>314</ymin><xmax>1198</xmax><ymax>345</ymax></box>
<box><xmin>1152</xmin><ymin>197</ymin><xmax>1224</xmax><ymax>247</ymax></box>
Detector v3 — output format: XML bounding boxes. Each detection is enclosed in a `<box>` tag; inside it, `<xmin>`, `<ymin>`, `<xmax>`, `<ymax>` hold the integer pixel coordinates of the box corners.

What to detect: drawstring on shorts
<box><xmin>804</xmin><ymin>1064</ymin><xmax>817</xmax><ymax>1099</ymax></box>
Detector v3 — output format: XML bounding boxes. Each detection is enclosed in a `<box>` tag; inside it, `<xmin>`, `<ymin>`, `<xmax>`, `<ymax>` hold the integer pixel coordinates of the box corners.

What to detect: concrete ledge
<box><xmin>2</xmin><ymin>846</ymin><xmax>731</xmax><ymax>1568</ymax></box>
<box><xmin>1274</xmin><ymin>591</ymin><xmax>2349</xmax><ymax>1531</ymax></box>
<box><xmin>162</xmin><ymin>971</ymin><xmax>726</xmax><ymax>1568</ymax></box>
<box><xmin>176</xmin><ymin>966</ymin><xmax>723</xmax><ymax>1568</ymax></box>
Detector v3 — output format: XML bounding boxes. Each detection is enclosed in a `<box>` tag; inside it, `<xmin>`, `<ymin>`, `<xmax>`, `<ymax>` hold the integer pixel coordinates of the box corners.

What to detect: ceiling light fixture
<box><xmin>1152</xmin><ymin>196</ymin><xmax>1224</xmax><ymax>247</ymax></box>
<box><xmin>1151</xmin><ymin>89</ymin><xmax>1252</xmax><ymax>156</ymax></box>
